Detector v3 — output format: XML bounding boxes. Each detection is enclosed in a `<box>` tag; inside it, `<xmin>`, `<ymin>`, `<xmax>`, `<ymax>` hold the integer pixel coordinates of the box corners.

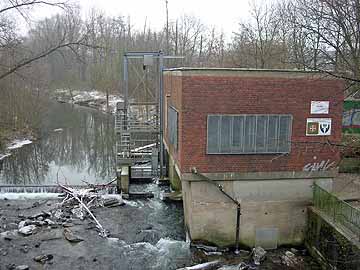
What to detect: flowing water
<box><xmin>0</xmin><ymin>102</ymin><xmax>321</xmax><ymax>269</ymax></box>
<box><xmin>0</xmin><ymin>101</ymin><xmax>196</xmax><ymax>269</ymax></box>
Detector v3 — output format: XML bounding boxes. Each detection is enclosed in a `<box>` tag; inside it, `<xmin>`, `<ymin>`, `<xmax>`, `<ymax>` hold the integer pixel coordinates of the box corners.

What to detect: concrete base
<box><xmin>168</xmin><ymin>156</ymin><xmax>182</xmax><ymax>191</ymax></box>
<box><xmin>181</xmin><ymin>171</ymin><xmax>335</xmax><ymax>248</ymax></box>
<box><xmin>120</xmin><ymin>166</ymin><xmax>130</xmax><ymax>194</ymax></box>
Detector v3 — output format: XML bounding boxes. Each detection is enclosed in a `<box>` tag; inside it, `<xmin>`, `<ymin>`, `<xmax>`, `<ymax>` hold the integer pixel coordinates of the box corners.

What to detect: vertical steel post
<box><xmin>123</xmin><ymin>55</ymin><xmax>129</xmax><ymax>120</ymax></box>
<box><xmin>159</xmin><ymin>52</ymin><xmax>164</xmax><ymax>178</ymax></box>
<box><xmin>235</xmin><ymin>205</ymin><xmax>241</xmax><ymax>254</ymax></box>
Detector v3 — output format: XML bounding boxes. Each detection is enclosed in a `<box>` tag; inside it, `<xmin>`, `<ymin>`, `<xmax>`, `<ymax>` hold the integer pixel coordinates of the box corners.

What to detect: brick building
<box><xmin>163</xmin><ymin>68</ymin><xmax>344</xmax><ymax>248</ymax></box>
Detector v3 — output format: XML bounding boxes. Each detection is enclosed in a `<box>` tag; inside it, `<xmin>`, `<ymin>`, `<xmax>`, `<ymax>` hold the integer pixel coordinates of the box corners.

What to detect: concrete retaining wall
<box><xmin>181</xmin><ymin>171</ymin><xmax>334</xmax><ymax>247</ymax></box>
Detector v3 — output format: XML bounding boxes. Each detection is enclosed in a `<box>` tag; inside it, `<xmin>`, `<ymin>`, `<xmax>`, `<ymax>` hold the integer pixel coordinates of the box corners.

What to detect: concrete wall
<box><xmin>181</xmin><ymin>171</ymin><xmax>334</xmax><ymax>247</ymax></box>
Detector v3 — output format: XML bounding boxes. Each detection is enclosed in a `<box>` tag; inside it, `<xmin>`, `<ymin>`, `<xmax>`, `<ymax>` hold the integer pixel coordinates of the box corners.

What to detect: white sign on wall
<box><xmin>311</xmin><ymin>101</ymin><xmax>329</xmax><ymax>114</ymax></box>
<box><xmin>306</xmin><ymin>118</ymin><xmax>332</xmax><ymax>136</ymax></box>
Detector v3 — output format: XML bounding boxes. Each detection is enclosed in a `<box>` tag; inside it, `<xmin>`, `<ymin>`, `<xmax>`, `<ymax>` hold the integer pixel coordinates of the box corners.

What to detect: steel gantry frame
<box><xmin>116</xmin><ymin>51</ymin><xmax>183</xmax><ymax>180</ymax></box>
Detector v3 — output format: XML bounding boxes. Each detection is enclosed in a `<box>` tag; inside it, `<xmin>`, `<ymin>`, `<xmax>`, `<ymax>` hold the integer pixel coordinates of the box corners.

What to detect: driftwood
<box><xmin>81</xmin><ymin>177</ymin><xmax>117</xmax><ymax>191</ymax></box>
<box><xmin>57</xmin><ymin>183</ymin><xmax>108</xmax><ymax>237</ymax></box>
<box><xmin>177</xmin><ymin>260</ymin><xmax>222</xmax><ymax>270</ymax></box>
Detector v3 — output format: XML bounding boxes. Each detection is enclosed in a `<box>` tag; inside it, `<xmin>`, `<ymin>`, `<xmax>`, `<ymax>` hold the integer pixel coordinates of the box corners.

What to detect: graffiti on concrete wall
<box><xmin>303</xmin><ymin>159</ymin><xmax>336</xmax><ymax>172</ymax></box>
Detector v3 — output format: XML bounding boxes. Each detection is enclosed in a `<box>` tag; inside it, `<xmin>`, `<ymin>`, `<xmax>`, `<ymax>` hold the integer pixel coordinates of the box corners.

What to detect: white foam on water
<box><xmin>123</xmin><ymin>200</ymin><xmax>140</xmax><ymax>207</ymax></box>
<box><xmin>0</xmin><ymin>193</ymin><xmax>123</xmax><ymax>201</ymax></box>
<box><xmin>0</xmin><ymin>193</ymin><xmax>60</xmax><ymax>200</ymax></box>
<box><xmin>119</xmin><ymin>238</ymin><xmax>191</xmax><ymax>269</ymax></box>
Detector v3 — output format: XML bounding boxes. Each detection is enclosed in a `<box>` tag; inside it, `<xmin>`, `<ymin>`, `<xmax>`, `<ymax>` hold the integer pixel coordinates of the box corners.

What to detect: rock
<box><xmin>18</xmin><ymin>220</ymin><xmax>27</xmax><ymax>230</ymax></box>
<box><xmin>103</xmin><ymin>198</ymin><xmax>125</xmax><ymax>207</ymax></box>
<box><xmin>18</xmin><ymin>225</ymin><xmax>36</xmax><ymax>236</ymax></box>
<box><xmin>34</xmin><ymin>242</ymin><xmax>41</xmax><ymax>248</ymax></box>
<box><xmin>54</xmin><ymin>209</ymin><xmax>62</xmax><ymax>219</ymax></box>
<box><xmin>45</xmin><ymin>219</ymin><xmax>55</xmax><ymax>225</ymax></box>
<box><xmin>15</xmin><ymin>265</ymin><xmax>29</xmax><ymax>270</ymax></box>
<box><xmin>281</xmin><ymin>251</ymin><xmax>299</xmax><ymax>266</ymax></box>
<box><xmin>290</xmin><ymin>248</ymin><xmax>298</xmax><ymax>254</ymax></box>
<box><xmin>6</xmin><ymin>264</ymin><xmax>15</xmax><ymax>270</ymax></box>
<box><xmin>2</xmin><ymin>250</ymin><xmax>8</xmax><ymax>256</ymax></box>
<box><xmin>1</xmin><ymin>230</ymin><xmax>16</xmax><ymax>241</ymax></box>
<box><xmin>30</xmin><ymin>211</ymin><xmax>50</xmax><ymax>220</ymax></box>
<box><xmin>62</xmin><ymin>222</ymin><xmax>74</xmax><ymax>227</ymax></box>
<box><xmin>34</xmin><ymin>254</ymin><xmax>53</xmax><ymax>264</ymax></box>
<box><xmin>71</xmin><ymin>207</ymin><xmax>84</xmax><ymax>220</ymax></box>
<box><xmin>252</xmin><ymin>246</ymin><xmax>266</xmax><ymax>265</ymax></box>
<box><xmin>42</xmin><ymin>211</ymin><xmax>51</xmax><ymax>217</ymax></box>
<box><xmin>238</xmin><ymin>262</ymin><xmax>250</xmax><ymax>270</ymax></box>
<box><xmin>20</xmin><ymin>245</ymin><xmax>29</xmax><ymax>253</ymax></box>
<box><xmin>32</xmin><ymin>201</ymin><xmax>40</xmax><ymax>208</ymax></box>
<box><xmin>285</xmin><ymin>251</ymin><xmax>295</xmax><ymax>258</ymax></box>
<box><xmin>63</xmin><ymin>228</ymin><xmax>84</xmax><ymax>243</ymax></box>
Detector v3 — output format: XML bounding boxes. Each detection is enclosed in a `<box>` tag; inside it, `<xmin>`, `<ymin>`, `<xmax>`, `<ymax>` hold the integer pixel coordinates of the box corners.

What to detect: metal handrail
<box><xmin>313</xmin><ymin>183</ymin><xmax>360</xmax><ymax>236</ymax></box>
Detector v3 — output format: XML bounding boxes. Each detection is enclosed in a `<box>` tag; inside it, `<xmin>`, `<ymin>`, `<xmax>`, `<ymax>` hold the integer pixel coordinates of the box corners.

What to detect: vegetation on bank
<box><xmin>340</xmin><ymin>134</ymin><xmax>360</xmax><ymax>173</ymax></box>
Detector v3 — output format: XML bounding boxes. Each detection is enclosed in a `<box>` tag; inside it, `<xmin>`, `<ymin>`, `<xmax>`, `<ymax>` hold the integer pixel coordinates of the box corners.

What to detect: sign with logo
<box><xmin>311</xmin><ymin>101</ymin><xmax>329</xmax><ymax>114</ymax></box>
<box><xmin>306</xmin><ymin>118</ymin><xmax>331</xmax><ymax>136</ymax></box>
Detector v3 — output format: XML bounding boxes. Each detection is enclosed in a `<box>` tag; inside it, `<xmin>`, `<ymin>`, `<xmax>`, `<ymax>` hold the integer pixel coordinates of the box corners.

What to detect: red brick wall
<box><xmin>164</xmin><ymin>72</ymin><xmax>344</xmax><ymax>174</ymax></box>
<box><xmin>164</xmin><ymin>74</ymin><xmax>183</xmax><ymax>163</ymax></box>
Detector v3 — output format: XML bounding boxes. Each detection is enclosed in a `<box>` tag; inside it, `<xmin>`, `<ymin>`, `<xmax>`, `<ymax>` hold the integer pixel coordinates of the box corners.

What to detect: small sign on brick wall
<box><xmin>311</xmin><ymin>101</ymin><xmax>329</xmax><ymax>114</ymax></box>
<box><xmin>306</xmin><ymin>118</ymin><xmax>332</xmax><ymax>136</ymax></box>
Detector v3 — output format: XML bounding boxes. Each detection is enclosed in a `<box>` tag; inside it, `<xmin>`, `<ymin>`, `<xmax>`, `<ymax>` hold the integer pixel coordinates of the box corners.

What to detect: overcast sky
<box><xmin>32</xmin><ymin>0</ymin><xmax>250</xmax><ymax>39</ymax></box>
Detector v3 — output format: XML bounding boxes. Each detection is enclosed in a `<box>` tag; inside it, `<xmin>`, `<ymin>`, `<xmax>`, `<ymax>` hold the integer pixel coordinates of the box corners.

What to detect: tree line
<box><xmin>0</xmin><ymin>0</ymin><xmax>359</xmax><ymax>141</ymax></box>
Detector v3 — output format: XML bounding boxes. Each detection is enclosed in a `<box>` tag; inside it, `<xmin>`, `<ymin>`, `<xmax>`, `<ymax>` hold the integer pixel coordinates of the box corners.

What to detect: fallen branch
<box><xmin>58</xmin><ymin>183</ymin><xmax>108</xmax><ymax>237</ymax></box>
<box><xmin>81</xmin><ymin>178</ymin><xmax>117</xmax><ymax>191</ymax></box>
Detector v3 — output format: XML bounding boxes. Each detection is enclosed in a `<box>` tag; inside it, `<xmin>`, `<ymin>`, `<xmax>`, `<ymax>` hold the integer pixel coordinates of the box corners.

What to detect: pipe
<box><xmin>191</xmin><ymin>167</ymin><xmax>241</xmax><ymax>254</ymax></box>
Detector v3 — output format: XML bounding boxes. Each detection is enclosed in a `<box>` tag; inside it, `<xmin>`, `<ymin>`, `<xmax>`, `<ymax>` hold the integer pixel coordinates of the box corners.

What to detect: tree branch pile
<box><xmin>56</xmin><ymin>178</ymin><xmax>120</xmax><ymax>238</ymax></box>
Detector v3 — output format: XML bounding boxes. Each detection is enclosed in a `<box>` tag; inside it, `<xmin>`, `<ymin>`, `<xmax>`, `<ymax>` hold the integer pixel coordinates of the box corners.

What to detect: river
<box><xmin>0</xmin><ymin>102</ymin><xmax>115</xmax><ymax>186</ymax></box>
<box><xmin>0</xmin><ymin>101</ymin><xmax>321</xmax><ymax>269</ymax></box>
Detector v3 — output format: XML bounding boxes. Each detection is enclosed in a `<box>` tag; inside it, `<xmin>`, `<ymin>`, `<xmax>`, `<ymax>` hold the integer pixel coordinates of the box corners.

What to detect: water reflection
<box><xmin>0</xmin><ymin>102</ymin><xmax>116</xmax><ymax>185</ymax></box>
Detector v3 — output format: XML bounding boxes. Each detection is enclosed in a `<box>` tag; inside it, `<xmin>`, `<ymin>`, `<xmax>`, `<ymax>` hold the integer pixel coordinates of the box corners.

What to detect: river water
<box><xmin>0</xmin><ymin>102</ymin><xmax>321</xmax><ymax>269</ymax></box>
<box><xmin>0</xmin><ymin>102</ymin><xmax>115</xmax><ymax>186</ymax></box>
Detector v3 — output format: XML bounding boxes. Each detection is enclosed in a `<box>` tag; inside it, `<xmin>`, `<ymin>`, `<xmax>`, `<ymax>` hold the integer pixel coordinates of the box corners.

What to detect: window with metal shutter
<box><xmin>207</xmin><ymin>114</ymin><xmax>292</xmax><ymax>154</ymax></box>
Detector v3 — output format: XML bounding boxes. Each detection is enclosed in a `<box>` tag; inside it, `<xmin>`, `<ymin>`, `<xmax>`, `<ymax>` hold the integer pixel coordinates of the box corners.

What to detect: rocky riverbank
<box><xmin>0</xmin><ymin>195</ymin><xmax>321</xmax><ymax>270</ymax></box>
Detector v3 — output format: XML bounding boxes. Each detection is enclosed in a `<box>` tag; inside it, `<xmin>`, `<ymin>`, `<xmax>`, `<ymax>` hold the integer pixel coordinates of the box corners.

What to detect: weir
<box><xmin>0</xmin><ymin>185</ymin><xmax>118</xmax><ymax>194</ymax></box>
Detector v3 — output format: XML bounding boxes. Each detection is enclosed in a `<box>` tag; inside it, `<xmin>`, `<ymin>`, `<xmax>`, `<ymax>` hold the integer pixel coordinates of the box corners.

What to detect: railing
<box><xmin>313</xmin><ymin>183</ymin><xmax>360</xmax><ymax>236</ymax></box>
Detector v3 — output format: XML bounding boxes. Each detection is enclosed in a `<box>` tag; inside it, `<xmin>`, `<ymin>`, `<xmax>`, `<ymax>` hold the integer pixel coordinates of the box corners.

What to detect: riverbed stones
<box><xmin>15</xmin><ymin>265</ymin><xmax>29</xmax><ymax>270</ymax></box>
<box><xmin>18</xmin><ymin>225</ymin><xmax>36</xmax><ymax>236</ymax></box>
<box><xmin>18</xmin><ymin>220</ymin><xmax>26</xmax><ymax>229</ymax></box>
<box><xmin>33</xmin><ymin>254</ymin><xmax>53</xmax><ymax>264</ymax></box>
<box><xmin>252</xmin><ymin>246</ymin><xmax>266</xmax><ymax>265</ymax></box>
<box><xmin>63</xmin><ymin>228</ymin><xmax>84</xmax><ymax>243</ymax></box>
